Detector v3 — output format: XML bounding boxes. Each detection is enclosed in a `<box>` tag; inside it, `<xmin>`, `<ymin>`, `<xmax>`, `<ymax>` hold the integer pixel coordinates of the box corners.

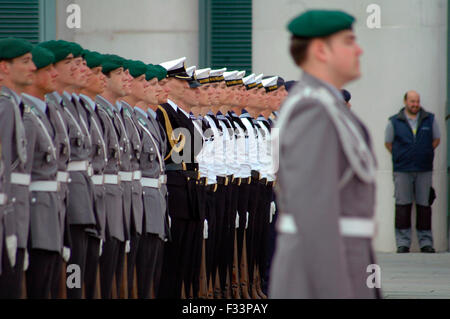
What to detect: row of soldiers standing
<box><xmin>0</xmin><ymin>37</ymin><xmax>287</xmax><ymax>299</ymax></box>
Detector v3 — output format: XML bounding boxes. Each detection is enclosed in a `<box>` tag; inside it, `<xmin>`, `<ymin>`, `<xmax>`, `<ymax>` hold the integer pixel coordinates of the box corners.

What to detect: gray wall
<box><xmin>253</xmin><ymin>0</ymin><xmax>448</xmax><ymax>252</ymax></box>
<box><xmin>55</xmin><ymin>0</ymin><xmax>199</xmax><ymax>66</ymax></box>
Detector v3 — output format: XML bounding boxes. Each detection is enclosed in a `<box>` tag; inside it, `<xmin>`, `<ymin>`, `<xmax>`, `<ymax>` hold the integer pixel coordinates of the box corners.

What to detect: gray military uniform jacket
<box><xmin>22</xmin><ymin>94</ymin><xmax>62</xmax><ymax>253</ymax></box>
<box><xmin>120</xmin><ymin>101</ymin><xmax>143</xmax><ymax>236</ymax></box>
<box><xmin>59</xmin><ymin>92</ymin><xmax>96</xmax><ymax>227</ymax></box>
<box><xmin>133</xmin><ymin>107</ymin><xmax>167</xmax><ymax>240</ymax></box>
<box><xmin>269</xmin><ymin>72</ymin><xmax>379</xmax><ymax>299</ymax></box>
<box><xmin>1</xmin><ymin>87</ymin><xmax>30</xmax><ymax>251</ymax></box>
<box><xmin>46</xmin><ymin>92</ymin><xmax>72</xmax><ymax>249</ymax></box>
<box><xmin>95</xmin><ymin>95</ymin><xmax>125</xmax><ymax>242</ymax></box>
<box><xmin>0</xmin><ymin>86</ymin><xmax>16</xmax><ymax>272</ymax></box>
<box><xmin>79</xmin><ymin>94</ymin><xmax>108</xmax><ymax>240</ymax></box>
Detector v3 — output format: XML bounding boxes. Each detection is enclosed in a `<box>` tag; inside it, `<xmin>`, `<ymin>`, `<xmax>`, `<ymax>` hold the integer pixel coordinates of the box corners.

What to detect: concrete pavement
<box><xmin>376</xmin><ymin>252</ymin><xmax>450</xmax><ymax>299</ymax></box>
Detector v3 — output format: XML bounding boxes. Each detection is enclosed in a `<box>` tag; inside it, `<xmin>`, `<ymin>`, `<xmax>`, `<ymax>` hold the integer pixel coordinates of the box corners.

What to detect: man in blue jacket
<box><xmin>385</xmin><ymin>90</ymin><xmax>440</xmax><ymax>253</ymax></box>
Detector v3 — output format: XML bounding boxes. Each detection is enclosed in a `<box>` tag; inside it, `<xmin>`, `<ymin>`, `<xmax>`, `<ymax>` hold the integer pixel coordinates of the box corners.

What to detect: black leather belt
<box><xmin>216</xmin><ymin>176</ymin><xmax>229</xmax><ymax>186</ymax></box>
<box><xmin>251</xmin><ymin>170</ymin><xmax>261</xmax><ymax>181</ymax></box>
<box><xmin>197</xmin><ymin>177</ymin><xmax>207</xmax><ymax>186</ymax></box>
<box><xmin>232</xmin><ymin>177</ymin><xmax>241</xmax><ymax>186</ymax></box>
<box><xmin>206</xmin><ymin>184</ymin><xmax>217</xmax><ymax>192</ymax></box>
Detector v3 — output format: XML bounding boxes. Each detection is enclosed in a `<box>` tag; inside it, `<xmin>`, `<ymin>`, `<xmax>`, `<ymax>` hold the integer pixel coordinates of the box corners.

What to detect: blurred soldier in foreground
<box><xmin>270</xmin><ymin>10</ymin><xmax>380</xmax><ymax>298</ymax></box>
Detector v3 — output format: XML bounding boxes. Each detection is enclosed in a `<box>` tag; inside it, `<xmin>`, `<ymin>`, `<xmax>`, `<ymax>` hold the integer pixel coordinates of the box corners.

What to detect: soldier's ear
<box><xmin>0</xmin><ymin>60</ymin><xmax>11</xmax><ymax>76</ymax></box>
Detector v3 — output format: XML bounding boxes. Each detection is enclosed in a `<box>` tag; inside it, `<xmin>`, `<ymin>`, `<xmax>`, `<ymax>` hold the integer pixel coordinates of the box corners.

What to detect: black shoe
<box><xmin>397</xmin><ymin>246</ymin><xmax>410</xmax><ymax>253</ymax></box>
<box><xmin>420</xmin><ymin>246</ymin><xmax>435</xmax><ymax>253</ymax></box>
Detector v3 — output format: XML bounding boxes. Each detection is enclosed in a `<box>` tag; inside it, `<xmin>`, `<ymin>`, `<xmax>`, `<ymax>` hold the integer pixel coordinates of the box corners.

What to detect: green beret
<box><xmin>67</xmin><ymin>42</ymin><xmax>83</xmax><ymax>57</ymax></box>
<box><xmin>145</xmin><ymin>65</ymin><xmax>157</xmax><ymax>81</ymax></box>
<box><xmin>0</xmin><ymin>37</ymin><xmax>33</xmax><ymax>60</ymax></box>
<box><xmin>83</xmin><ymin>50</ymin><xmax>103</xmax><ymax>69</ymax></box>
<box><xmin>127</xmin><ymin>60</ymin><xmax>148</xmax><ymax>78</ymax></box>
<box><xmin>31</xmin><ymin>46</ymin><xmax>55</xmax><ymax>70</ymax></box>
<box><xmin>101</xmin><ymin>54</ymin><xmax>124</xmax><ymax>74</ymax></box>
<box><xmin>38</xmin><ymin>40</ymin><xmax>72</xmax><ymax>63</ymax></box>
<box><xmin>150</xmin><ymin>65</ymin><xmax>167</xmax><ymax>81</ymax></box>
<box><xmin>288</xmin><ymin>10</ymin><xmax>355</xmax><ymax>38</ymax></box>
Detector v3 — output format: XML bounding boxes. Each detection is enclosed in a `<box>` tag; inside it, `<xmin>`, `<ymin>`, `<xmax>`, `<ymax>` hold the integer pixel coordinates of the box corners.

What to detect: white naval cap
<box><xmin>195</xmin><ymin>68</ymin><xmax>211</xmax><ymax>84</ymax></box>
<box><xmin>255</xmin><ymin>73</ymin><xmax>264</xmax><ymax>88</ymax></box>
<box><xmin>261</xmin><ymin>76</ymin><xmax>279</xmax><ymax>90</ymax></box>
<box><xmin>243</xmin><ymin>73</ymin><xmax>257</xmax><ymax>90</ymax></box>
<box><xmin>209</xmin><ymin>67</ymin><xmax>227</xmax><ymax>83</ymax></box>
<box><xmin>159</xmin><ymin>57</ymin><xmax>186</xmax><ymax>72</ymax></box>
<box><xmin>186</xmin><ymin>65</ymin><xmax>196</xmax><ymax>78</ymax></box>
<box><xmin>223</xmin><ymin>71</ymin><xmax>238</xmax><ymax>81</ymax></box>
<box><xmin>236</xmin><ymin>70</ymin><xmax>246</xmax><ymax>79</ymax></box>
<box><xmin>224</xmin><ymin>70</ymin><xmax>244</xmax><ymax>87</ymax></box>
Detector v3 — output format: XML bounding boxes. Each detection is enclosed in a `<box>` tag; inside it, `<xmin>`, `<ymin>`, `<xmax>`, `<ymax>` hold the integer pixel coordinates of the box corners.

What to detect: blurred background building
<box><xmin>0</xmin><ymin>0</ymin><xmax>448</xmax><ymax>252</ymax></box>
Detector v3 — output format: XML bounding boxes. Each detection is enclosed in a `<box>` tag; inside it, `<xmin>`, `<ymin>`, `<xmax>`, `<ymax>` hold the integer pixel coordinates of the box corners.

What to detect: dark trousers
<box><xmin>246</xmin><ymin>181</ymin><xmax>261</xmax><ymax>283</ymax></box>
<box><xmin>99</xmin><ymin>237</ymin><xmax>120</xmax><ymax>299</ymax></box>
<box><xmin>256</xmin><ymin>185</ymin><xmax>272</xmax><ymax>287</ymax></box>
<box><xmin>158</xmin><ymin>217</ymin><xmax>191</xmax><ymax>298</ymax></box>
<box><xmin>127</xmin><ymin>231</ymin><xmax>140</xmax><ymax>298</ymax></box>
<box><xmin>26</xmin><ymin>249</ymin><xmax>59</xmax><ymax>299</ymax></box>
<box><xmin>236</xmin><ymin>183</ymin><xmax>250</xmax><ymax>271</ymax></box>
<box><xmin>50</xmin><ymin>256</ymin><xmax>64</xmax><ymax>299</ymax></box>
<box><xmin>0</xmin><ymin>247</ymin><xmax>25</xmax><ymax>298</ymax></box>
<box><xmin>204</xmin><ymin>189</ymin><xmax>216</xmax><ymax>288</ymax></box>
<box><xmin>136</xmin><ymin>233</ymin><xmax>163</xmax><ymax>299</ymax></box>
<box><xmin>84</xmin><ymin>235</ymin><xmax>101</xmax><ymax>299</ymax></box>
<box><xmin>66</xmin><ymin>225</ymin><xmax>89</xmax><ymax>299</ymax></box>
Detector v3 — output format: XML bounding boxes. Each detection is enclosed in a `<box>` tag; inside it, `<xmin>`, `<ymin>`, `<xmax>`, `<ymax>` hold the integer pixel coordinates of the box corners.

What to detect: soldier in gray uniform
<box><xmin>21</xmin><ymin>45</ymin><xmax>63</xmax><ymax>298</ymax></box>
<box><xmin>269</xmin><ymin>10</ymin><xmax>380</xmax><ymax>298</ymax></box>
<box><xmin>78</xmin><ymin>50</ymin><xmax>109</xmax><ymax>298</ymax></box>
<box><xmin>132</xmin><ymin>64</ymin><xmax>169</xmax><ymax>298</ymax></box>
<box><xmin>119</xmin><ymin>60</ymin><xmax>147</xmax><ymax>298</ymax></box>
<box><xmin>95</xmin><ymin>54</ymin><xmax>128</xmax><ymax>299</ymax></box>
<box><xmin>0</xmin><ymin>37</ymin><xmax>35</xmax><ymax>298</ymax></box>
<box><xmin>39</xmin><ymin>40</ymin><xmax>96</xmax><ymax>299</ymax></box>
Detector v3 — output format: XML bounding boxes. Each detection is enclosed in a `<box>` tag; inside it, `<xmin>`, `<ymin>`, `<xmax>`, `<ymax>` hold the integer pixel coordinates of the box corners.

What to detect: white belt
<box><xmin>0</xmin><ymin>193</ymin><xmax>7</xmax><ymax>205</ymax></box>
<box><xmin>91</xmin><ymin>174</ymin><xmax>104</xmax><ymax>185</ymax></box>
<box><xmin>67</xmin><ymin>160</ymin><xmax>89</xmax><ymax>172</ymax></box>
<box><xmin>118</xmin><ymin>171</ymin><xmax>133</xmax><ymax>182</ymax></box>
<box><xmin>29</xmin><ymin>181</ymin><xmax>60</xmax><ymax>192</ymax></box>
<box><xmin>87</xmin><ymin>165</ymin><xmax>93</xmax><ymax>177</ymax></box>
<box><xmin>133</xmin><ymin>170</ymin><xmax>142</xmax><ymax>180</ymax></box>
<box><xmin>11</xmin><ymin>173</ymin><xmax>31</xmax><ymax>186</ymax></box>
<box><xmin>339</xmin><ymin>217</ymin><xmax>376</xmax><ymax>238</ymax></box>
<box><xmin>159</xmin><ymin>174</ymin><xmax>167</xmax><ymax>185</ymax></box>
<box><xmin>277</xmin><ymin>215</ymin><xmax>376</xmax><ymax>238</ymax></box>
<box><xmin>56</xmin><ymin>171</ymin><xmax>70</xmax><ymax>183</ymax></box>
<box><xmin>140</xmin><ymin>177</ymin><xmax>160</xmax><ymax>189</ymax></box>
<box><xmin>104</xmin><ymin>174</ymin><xmax>120</xmax><ymax>185</ymax></box>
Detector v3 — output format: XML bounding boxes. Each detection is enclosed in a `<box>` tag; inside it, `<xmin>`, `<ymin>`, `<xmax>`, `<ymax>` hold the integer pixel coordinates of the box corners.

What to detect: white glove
<box><xmin>235</xmin><ymin>212</ymin><xmax>239</xmax><ymax>229</ymax></box>
<box><xmin>125</xmin><ymin>240</ymin><xmax>131</xmax><ymax>253</ymax></box>
<box><xmin>270</xmin><ymin>201</ymin><xmax>276</xmax><ymax>223</ymax></box>
<box><xmin>245</xmin><ymin>212</ymin><xmax>249</xmax><ymax>229</ymax></box>
<box><xmin>203</xmin><ymin>220</ymin><xmax>208</xmax><ymax>239</ymax></box>
<box><xmin>99</xmin><ymin>239</ymin><xmax>103</xmax><ymax>256</ymax></box>
<box><xmin>5</xmin><ymin>235</ymin><xmax>17</xmax><ymax>268</ymax></box>
<box><xmin>168</xmin><ymin>216</ymin><xmax>172</xmax><ymax>229</ymax></box>
<box><xmin>23</xmin><ymin>250</ymin><xmax>29</xmax><ymax>271</ymax></box>
<box><xmin>62</xmin><ymin>246</ymin><xmax>71</xmax><ymax>263</ymax></box>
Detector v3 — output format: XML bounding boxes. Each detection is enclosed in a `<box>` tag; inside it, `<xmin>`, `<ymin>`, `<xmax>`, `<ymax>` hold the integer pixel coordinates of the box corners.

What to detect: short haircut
<box><xmin>403</xmin><ymin>92</ymin><xmax>408</xmax><ymax>101</ymax></box>
<box><xmin>289</xmin><ymin>35</ymin><xmax>312</xmax><ymax>66</ymax></box>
